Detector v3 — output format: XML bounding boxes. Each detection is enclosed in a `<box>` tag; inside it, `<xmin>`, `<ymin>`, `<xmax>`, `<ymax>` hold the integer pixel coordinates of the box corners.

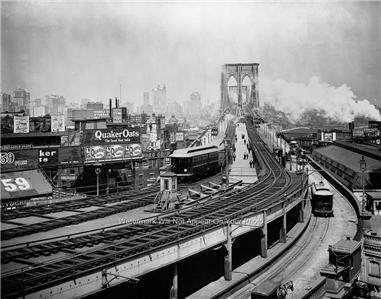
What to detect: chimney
<box><xmin>115</xmin><ymin>97</ymin><xmax>118</xmax><ymax>108</ymax></box>
<box><xmin>109</xmin><ymin>98</ymin><xmax>112</xmax><ymax>117</ymax></box>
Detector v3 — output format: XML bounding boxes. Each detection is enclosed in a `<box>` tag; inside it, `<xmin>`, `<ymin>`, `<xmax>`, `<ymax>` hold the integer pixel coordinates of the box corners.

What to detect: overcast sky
<box><xmin>1</xmin><ymin>1</ymin><xmax>381</xmax><ymax>107</ymax></box>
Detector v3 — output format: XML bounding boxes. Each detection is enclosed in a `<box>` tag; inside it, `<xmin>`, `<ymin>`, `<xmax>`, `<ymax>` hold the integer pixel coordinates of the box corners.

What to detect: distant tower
<box><xmin>152</xmin><ymin>85</ymin><xmax>167</xmax><ymax>114</ymax></box>
<box><xmin>220</xmin><ymin>63</ymin><xmax>259</xmax><ymax>110</ymax></box>
<box><xmin>143</xmin><ymin>92</ymin><xmax>150</xmax><ymax>106</ymax></box>
<box><xmin>13</xmin><ymin>87</ymin><xmax>31</xmax><ymax>114</ymax></box>
<box><xmin>189</xmin><ymin>92</ymin><xmax>202</xmax><ymax>118</ymax></box>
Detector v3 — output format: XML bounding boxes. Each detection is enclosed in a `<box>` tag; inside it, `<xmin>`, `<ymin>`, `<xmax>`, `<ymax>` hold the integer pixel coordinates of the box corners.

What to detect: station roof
<box><xmin>367</xmin><ymin>191</ymin><xmax>381</xmax><ymax>200</ymax></box>
<box><xmin>334</xmin><ymin>140</ymin><xmax>381</xmax><ymax>161</ymax></box>
<box><xmin>330</xmin><ymin>239</ymin><xmax>361</xmax><ymax>254</ymax></box>
<box><xmin>314</xmin><ymin>145</ymin><xmax>381</xmax><ymax>172</ymax></box>
<box><xmin>0</xmin><ymin>169</ymin><xmax>53</xmax><ymax>200</ymax></box>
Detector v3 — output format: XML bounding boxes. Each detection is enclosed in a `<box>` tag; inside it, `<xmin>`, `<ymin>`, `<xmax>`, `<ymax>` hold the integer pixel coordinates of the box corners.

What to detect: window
<box><xmin>369</xmin><ymin>260</ymin><xmax>381</xmax><ymax>278</ymax></box>
<box><xmin>164</xmin><ymin>179</ymin><xmax>169</xmax><ymax>190</ymax></box>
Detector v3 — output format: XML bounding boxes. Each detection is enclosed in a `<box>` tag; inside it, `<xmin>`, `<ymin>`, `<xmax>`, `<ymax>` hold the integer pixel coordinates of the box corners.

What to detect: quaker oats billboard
<box><xmin>82</xmin><ymin>127</ymin><xmax>140</xmax><ymax>145</ymax></box>
<box><xmin>84</xmin><ymin>144</ymin><xmax>142</xmax><ymax>163</ymax></box>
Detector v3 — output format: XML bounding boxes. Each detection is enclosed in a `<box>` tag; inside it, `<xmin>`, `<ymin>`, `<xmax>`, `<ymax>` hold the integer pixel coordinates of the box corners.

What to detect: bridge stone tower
<box><xmin>220</xmin><ymin>63</ymin><xmax>259</xmax><ymax>110</ymax></box>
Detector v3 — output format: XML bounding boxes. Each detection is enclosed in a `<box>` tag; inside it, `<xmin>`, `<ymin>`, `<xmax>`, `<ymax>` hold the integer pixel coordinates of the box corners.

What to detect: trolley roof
<box><xmin>312</xmin><ymin>180</ymin><xmax>332</xmax><ymax>196</ymax></box>
<box><xmin>169</xmin><ymin>145</ymin><xmax>219</xmax><ymax>158</ymax></box>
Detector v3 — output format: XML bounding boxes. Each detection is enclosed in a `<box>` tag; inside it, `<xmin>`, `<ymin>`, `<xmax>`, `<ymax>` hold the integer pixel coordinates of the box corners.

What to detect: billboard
<box><xmin>175</xmin><ymin>132</ymin><xmax>184</xmax><ymax>141</ymax></box>
<box><xmin>59</xmin><ymin>147</ymin><xmax>82</xmax><ymax>165</ymax></box>
<box><xmin>321</xmin><ymin>132</ymin><xmax>336</xmax><ymax>142</ymax></box>
<box><xmin>112</xmin><ymin>108</ymin><xmax>123</xmax><ymax>123</ymax></box>
<box><xmin>1</xmin><ymin>169</ymin><xmax>53</xmax><ymax>202</ymax></box>
<box><xmin>51</xmin><ymin>114</ymin><xmax>65</xmax><ymax>132</ymax></box>
<box><xmin>82</xmin><ymin>127</ymin><xmax>140</xmax><ymax>145</ymax></box>
<box><xmin>170</xmin><ymin>132</ymin><xmax>176</xmax><ymax>143</ymax></box>
<box><xmin>84</xmin><ymin>144</ymin><xmax>142</xmax><ymax>163</ymax></box>
<box><xmin>38</xmin><ymin>148</ymin><xmax>59</xmax><ymax>166</ymax></box>
<box><xmin>0</xmin><ymin>150</ymin><xmax>39</xmax><ymax>172</ymax></box>
<box><xmin>13</xmin><ymin>116</ymin><xmax>29</xmax><ymax>133</ymax></box>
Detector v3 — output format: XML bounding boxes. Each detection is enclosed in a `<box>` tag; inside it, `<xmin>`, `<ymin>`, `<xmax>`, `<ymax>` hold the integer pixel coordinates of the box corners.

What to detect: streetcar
<box><xmin>311</xmin><ymin>179</ymin><xmax>334</xmax><ymax>217</ymax></box>
<box><xmin>169</xmin><ymin>145</ymin><xmax>223</xmax><ymax>181</ymax></box>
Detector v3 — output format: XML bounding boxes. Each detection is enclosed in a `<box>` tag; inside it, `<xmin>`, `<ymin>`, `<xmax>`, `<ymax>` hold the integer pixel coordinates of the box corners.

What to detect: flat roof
<box><xmin>314</xmin><ymin>145</ymin><xmax>381</xmax><ymax>172</ymax></box>
<box><xmin>169</xmin><ymin>145</ymin><xmax>218</xmax><ymax>158</ymax></box>
<box><xmin>330</xmin><ymin>239</ymin><xmax>361</xmax><ymax>254</ymax></box>
<box><xmin>0</xmin><ymin>169</ymin><xmax>53</xmax><ymax>200</ymax></box>
<box><xmin>367</xmin><ymin>191</ymin><xmax>381</xmax><ymax>200</ymax></box>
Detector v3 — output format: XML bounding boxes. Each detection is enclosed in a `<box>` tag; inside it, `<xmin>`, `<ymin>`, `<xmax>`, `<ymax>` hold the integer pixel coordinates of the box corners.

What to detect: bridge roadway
<box><xmin>1</xmin><ymin>120</ymin><xmax>307</xmax><ymax>299</ymax></box>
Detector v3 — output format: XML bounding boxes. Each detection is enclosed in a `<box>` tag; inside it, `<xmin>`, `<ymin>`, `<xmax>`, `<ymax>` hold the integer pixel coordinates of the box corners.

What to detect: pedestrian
<box><xmin>244</xmin><ymin>139</ymin><xmax>246</xmax><ymax>145</ymax></box>
<box><xmin>249</xmin><ymin>160</ymin><xmax>252</xmax><ymax>168</ymax></box>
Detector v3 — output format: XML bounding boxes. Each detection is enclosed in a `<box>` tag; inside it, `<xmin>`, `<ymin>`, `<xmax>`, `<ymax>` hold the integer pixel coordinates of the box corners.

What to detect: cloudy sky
<box><xmin>1</xmin><ymin>1</ymin><xmax>381</xmax><ymax>109</ymax></box>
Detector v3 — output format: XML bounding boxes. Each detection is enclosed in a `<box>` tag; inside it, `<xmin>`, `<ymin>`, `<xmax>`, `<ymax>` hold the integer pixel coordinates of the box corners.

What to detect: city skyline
<box><xmin>2</xmin><ymin>1</ymin><xmax>381</xmax><ymax>110</ymax></box>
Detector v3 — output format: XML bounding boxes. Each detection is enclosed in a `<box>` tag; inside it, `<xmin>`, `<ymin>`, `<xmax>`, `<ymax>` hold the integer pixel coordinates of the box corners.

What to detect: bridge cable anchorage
<box><xmin>101</xmin><ymin>269</ymin><xmax>139</xmax><ymax>288</ymax></box>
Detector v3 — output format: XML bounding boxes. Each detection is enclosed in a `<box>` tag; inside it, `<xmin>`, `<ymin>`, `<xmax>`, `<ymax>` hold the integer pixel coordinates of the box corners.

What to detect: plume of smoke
<box><xmin>260</xmin><ymin>76</ymin><xmax>381</xmax><ymax>123</ymax></box>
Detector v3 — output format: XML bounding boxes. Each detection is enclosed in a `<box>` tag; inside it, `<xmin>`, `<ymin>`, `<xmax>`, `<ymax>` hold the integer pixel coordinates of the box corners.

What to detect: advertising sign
<box><xmin>321</xmin><ymin>132</ymin><xmax>335</xmax><ymax>143</ymax></box>
<box><xmin>112</xmin><ymin>108</ymin><xmax>123</xmax><ymax>123</ymax></box>
<box><xmin>59</xmin><ymin>147</ymin><xmax>82</xmax><ymax>165</ymax></box>
<box><xmin>1</xmin><ymin>169</ymin><xmax>53</xmax><ymax>202</ymax></box>
<box><xmin>175</xmin><ymin>132</ymin><xmax>184</xmax><ymax>141</ymax></box>
<box><xmin>0</xmin><ymin>150</ymin><xmax>38</xmax><ymax>172</ymax></box>
<box><xmin>170</xmin><ymin>132</ymin><xmax>175</xmax><ymax>143</ymax></box>
<box><xmin>82</xmin><ymin>127</ymin><xmax>140</xmax><ymax>145</ymax></box>
<box><xmin>84</xmin><ymin>144</ymin><xmax>142</xmax><ymax>163</ymax></box>
<box><xmin>93</xmin><ymin>110</ymin><xmax>109</xmax><ymax>119</ymax></box>
<box><xmin>51</xmin><ymin>114</ymin><xmax>65</xmax><ymax>132</ymax></box>
<box><xmin>13</xmin><ymin>116</ymin><xmax>29</xmax><ymax>133</ymax></box>
<box><xmin>38</xmin><ymin>148</ymin><xmax>59</xmax><ymax>165</ymax></box>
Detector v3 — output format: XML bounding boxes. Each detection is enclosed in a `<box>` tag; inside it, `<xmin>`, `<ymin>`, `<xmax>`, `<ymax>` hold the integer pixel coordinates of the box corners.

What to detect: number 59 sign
<box><xmin>1</xmin><ymin>177</ymin><xmax>31</xmax><ymax>192</ymax></box>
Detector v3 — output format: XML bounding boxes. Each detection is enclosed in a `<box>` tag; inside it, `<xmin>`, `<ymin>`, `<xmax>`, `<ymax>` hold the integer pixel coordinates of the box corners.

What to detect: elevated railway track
<box><xmin>1</xmin><ymin>174</ymin><xmax>225</xmax><ymax>241</ymax></box>
<box><xmin>1</xmin><ymin>118</ymin><xmax>306</xmax><ymax>299</ymax></box>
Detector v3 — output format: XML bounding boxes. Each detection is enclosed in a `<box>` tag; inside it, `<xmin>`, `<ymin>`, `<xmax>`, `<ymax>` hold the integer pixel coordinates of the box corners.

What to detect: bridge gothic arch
<box><xmin>221</xmin><ymin>63</ymin><xmax>259</xmax><ymax>110</ymax></box>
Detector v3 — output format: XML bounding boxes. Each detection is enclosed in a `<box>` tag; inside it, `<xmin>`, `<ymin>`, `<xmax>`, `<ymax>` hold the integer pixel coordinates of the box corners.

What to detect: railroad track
<box><xmin>1</xmin><ymin>119</ymin><xmax>303</xmax><ymax>299</ymax></box>
<box><xmin>220</xmin><ymin>215</ymin><xmax>330</xmax><ymax>299</ymax></box>
<box><xmin>1</xmin><ymin>173</ymin><xmax>223</xmax><ymax>241</ymax></box>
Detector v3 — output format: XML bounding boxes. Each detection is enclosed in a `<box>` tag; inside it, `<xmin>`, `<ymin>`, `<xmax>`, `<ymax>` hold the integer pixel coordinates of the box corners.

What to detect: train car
<box><xmin>169</xmin><ymin>145</ymin><xmax>222</xmax><ymax>181</ymax></box>
<box><xmin>311</xmin><ymin>180</ymin><xmax>334</xmax><ymax>217</ymax></box>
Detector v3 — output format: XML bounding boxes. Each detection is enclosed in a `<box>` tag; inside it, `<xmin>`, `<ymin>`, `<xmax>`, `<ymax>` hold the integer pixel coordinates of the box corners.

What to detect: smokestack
<box><xmin>109</xmin><ymin>98</ymin><xmax>112</xmax><ymax>117</ymax></box>
<box><xmin>115</xmin><ymin>97</ymin><xmax>118</xmax><ymax>108</ymax></box>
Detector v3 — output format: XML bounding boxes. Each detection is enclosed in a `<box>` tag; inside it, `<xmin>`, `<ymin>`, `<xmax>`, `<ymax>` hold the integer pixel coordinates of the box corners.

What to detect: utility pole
<box><xmin>120</xmin><ymin>84</ymin><xmax>122</xmax><ymax>103</ymax></box>
<box><xmin>225</xmin><ymin>139</ymin><xmax>229</xmax><ymax>186</ymax></box>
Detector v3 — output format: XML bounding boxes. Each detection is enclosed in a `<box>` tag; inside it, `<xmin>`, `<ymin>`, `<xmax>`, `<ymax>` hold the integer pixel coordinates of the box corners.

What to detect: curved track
<box><xmin>1</xmin><ymin>118</ymin><xmax>303</xmax><ymax>299</ymax></box>
<box><xmin>1</xmin><ymin>173</ymin><xmax>224</xmax><ymax>241</ymax></box>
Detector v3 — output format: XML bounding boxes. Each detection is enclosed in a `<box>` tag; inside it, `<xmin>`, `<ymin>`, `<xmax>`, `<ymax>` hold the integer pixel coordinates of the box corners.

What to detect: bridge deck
<box><xmin>229</xmin><ymin>123</ymin><xmax>258</xmax><ymax>184</ymax></box>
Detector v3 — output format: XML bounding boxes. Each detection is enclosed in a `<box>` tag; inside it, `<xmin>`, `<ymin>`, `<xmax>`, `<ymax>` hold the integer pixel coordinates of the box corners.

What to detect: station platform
<box><xmin>229</xmin><ymin>123</ymin><xmax>257</xmax><ymax>184</ymax></box>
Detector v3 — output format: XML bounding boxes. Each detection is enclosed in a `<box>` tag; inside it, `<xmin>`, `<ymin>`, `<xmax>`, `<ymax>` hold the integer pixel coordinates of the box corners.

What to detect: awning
<box><xmin>1</xmin><ymin>169</ymin><xmax>53</xmax><ymax>200</ymax></box>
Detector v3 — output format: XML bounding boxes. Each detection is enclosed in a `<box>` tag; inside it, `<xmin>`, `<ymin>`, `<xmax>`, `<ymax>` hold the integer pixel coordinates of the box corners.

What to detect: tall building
<box><xmin>188</xmin><ymin>92</ymin><xmax>202</xmax><ymax>118</ymax></box>
<box><xmin>152</xmin><ymin>85</ymin><xmax>167</xmax><ymax>114</ymax></box>
<box><xmin>1</xmin><ymin>93</ymin><xmax>12</xmax><ymax>112</ymax></box>
<box><xmin>45</xmin><ymin>94</ymin><xmax>66</xmax><ymax>115</ymax></box>
<box><xmin>86</xmin><ymin>102</ymin><xmax>104</xmax><ymax>110</ymax></box>
<box><xmin>13</xmin><ymin>87</ymin><xmax>30</xmax><ymax>114</ymax></box>
<box><xmin>143</xmin><ymin>92</ymin><xmax>150</xmax><ymax>106</ymax></box>
<box><xmin>30</xmin><ymin>98</ymin><xmax>46</xmax><ymax>117</ymax></box>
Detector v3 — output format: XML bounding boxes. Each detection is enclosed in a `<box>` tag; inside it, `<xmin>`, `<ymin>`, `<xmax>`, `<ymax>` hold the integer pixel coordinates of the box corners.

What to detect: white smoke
<box><xmin>261</xmin><ymin>76</ymin><xmax>381</xmax><ymax>123</ymax></box>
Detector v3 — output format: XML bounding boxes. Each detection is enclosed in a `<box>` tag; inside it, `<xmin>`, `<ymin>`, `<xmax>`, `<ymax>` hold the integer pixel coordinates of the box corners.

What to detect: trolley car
<box><xmin>169</xmin><ymin>145</ymin><xmax>223</xmax><ymax>181</ymax></box>
<box><xmin>311</xmin><ymin>180</ymin><xmax>334</xmax><ymax>217</ymax></box>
